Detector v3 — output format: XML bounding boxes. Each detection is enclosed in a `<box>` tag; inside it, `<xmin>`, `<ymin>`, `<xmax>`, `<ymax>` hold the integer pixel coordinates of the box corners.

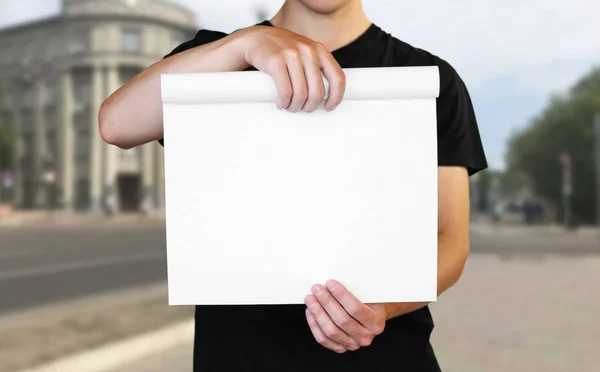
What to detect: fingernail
<box><xmin>311</xmin><ymin>285</ymin><xmax>323</xmax><ymax>295</ymax></box>
<box><xmin>326</xmin><ymin>280</ymin><xmax>336</xmax><ymax>291</ymax></box>
<box><xmin>306</xmin><ymin>295</ymin><xmax>316</xmax><ymax>306</ymax></box>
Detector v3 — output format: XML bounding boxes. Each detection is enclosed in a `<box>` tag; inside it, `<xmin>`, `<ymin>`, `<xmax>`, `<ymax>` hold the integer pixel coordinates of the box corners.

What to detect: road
<box><xmin>0</xmin><ymin>222</ymin><xmax>167</xmax><ymax>315</ymax></box>
<box><xmin>0</xmin><ymin>221</ymin><xmax>598</xmax><ymax>315</ymax></box>
<box><xmin>1</xmin><ymin>221</ymin><xmax>598</xmax><ymax>371</ymax></box>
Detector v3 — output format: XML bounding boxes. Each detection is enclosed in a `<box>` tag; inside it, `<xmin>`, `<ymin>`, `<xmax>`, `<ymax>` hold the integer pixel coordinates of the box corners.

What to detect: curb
<box><xmin>19</xmin><ymin>320</ymin><xmax>194</xmax><ymax>372</ymax></box>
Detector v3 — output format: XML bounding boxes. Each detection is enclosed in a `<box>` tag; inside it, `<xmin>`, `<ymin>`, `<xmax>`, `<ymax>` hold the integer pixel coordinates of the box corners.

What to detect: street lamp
<box><xmin>595</xmin><ymin>113</ymin><xmax>600</xmax><ymax>232</ymax></box>
<box><xmin>560</xmin><ymin>152</ymin><xmax>573</xmax><ymax>229</ymax></box>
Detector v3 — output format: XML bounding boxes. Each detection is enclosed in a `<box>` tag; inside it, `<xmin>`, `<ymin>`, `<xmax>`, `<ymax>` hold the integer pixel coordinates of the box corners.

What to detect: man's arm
<box><xmin>384</xmin><ymin>166</ymin><xmax>470</xmax><ymax>319</ymax></box>
<box><xmin>304</xmin><ymin>166</ymin><xmax>472</xmax><ymax>353</ymax></box>
<box><xmin>99</xmin><ymin>26</ymin><xmax>346</xmax><ymax>150</ymax></box>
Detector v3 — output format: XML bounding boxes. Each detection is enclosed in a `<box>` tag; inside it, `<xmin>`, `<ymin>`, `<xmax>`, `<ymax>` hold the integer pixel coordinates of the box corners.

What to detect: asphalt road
<box><xmin>0</xmin><ymin>222</ymin><xmax>598</xmax><ymax>315</ymax></box>
<box><xmin>0</xmin><ymin>223</ymin><xmax>167</xmax><ymax>315</ymax></box>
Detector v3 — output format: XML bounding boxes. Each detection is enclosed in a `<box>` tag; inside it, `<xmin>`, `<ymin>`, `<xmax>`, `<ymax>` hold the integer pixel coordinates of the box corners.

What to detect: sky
<box><xmin>1</xmin><ymin>0</ymin><xmax>599</xmax><ymax>170</ymax></box>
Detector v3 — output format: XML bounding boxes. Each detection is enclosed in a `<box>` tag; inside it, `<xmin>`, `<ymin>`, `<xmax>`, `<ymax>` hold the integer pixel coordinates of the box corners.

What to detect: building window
<box><xmin>76</xmin><ymin>131</ymin><xmax>91</xmax><ymax>158</ymax></box>
<box><xmin>46</xmin><ymin>130</ymin><xmax>58</xmax><ymax>161</ymax></box>
<box><xmin>44</xmin><ymin>106</ymin><xmax>57</xmax><ymax>131</ymax></box>
<box><xmin>72</xmin><ymin>69</ymin><xmax>92</xmax><ymax>109</ymax></box>
<box><xmin>44</xmin><ymin>81</ymin><xmax>59</xmax><ymax>106</ymax></box>
<box><xmin>74</xmin><ymin>107</ymin><xmax>91</xmax><ymax>131</ymax></box>
<box><xmin>122</xmin><ymin>29</ymin><xmax>142</xmax><ymax>53</ymax></box>
<box><xmin>22</xmin><ymin>133</ymin><xmax>34</xmax><ymax>156</ymax></box>
<box><xmin>70</xmin><ymin>30</ymin><xmax>90</xmax><ymax>54</ymax></box>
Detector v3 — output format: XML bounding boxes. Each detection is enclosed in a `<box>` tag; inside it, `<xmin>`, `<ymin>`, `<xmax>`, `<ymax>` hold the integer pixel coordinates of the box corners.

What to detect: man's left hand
<box><xmin>305</xmin><ymin>279</ymin><xmax>387</xmax><ymax>353</ymax></box>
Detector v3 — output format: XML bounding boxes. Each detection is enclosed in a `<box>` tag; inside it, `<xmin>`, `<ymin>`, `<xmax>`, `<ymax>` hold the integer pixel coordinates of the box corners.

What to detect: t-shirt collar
<box><xmin>257</xmin><ymin>20</ymin><xmax>379</xmax><ymax>60</ymax></box>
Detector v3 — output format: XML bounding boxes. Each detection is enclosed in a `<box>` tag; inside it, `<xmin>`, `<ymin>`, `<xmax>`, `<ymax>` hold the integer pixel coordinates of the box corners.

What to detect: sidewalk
<box><xmin>107</xmin><ymin>342</ymin><xmax>192</xmax><ymax>372</ymax></box>
<box><xmin>0</xmin><ymin>210</ymin><xmax>165</xmax><ymax>228</ymax></box>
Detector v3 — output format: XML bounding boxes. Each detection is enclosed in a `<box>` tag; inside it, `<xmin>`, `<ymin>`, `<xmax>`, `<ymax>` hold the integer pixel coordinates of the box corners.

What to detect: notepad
<box><xmin>161</xmin><ymin>67</ymin><xmax>439</xmax><ymax>305</ymax></box>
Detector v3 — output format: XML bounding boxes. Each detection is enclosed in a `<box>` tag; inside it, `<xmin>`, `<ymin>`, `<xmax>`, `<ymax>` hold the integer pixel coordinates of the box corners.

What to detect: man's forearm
<box><xmin>383</xmin><ymin>231</ymin><xmax>470</xmax><ymax>320</ymax></box>
<box><xmin>99</xmin><ymin>31</ymin><xmax>248</xmax><ymax>149</ymax></box>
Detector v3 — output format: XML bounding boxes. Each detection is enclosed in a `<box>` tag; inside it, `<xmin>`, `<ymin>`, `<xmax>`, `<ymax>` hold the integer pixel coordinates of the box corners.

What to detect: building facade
<box><xmin>0</xmin><ymin>0</ymin><xmax>197</xmax><ymax>212</ymax></box>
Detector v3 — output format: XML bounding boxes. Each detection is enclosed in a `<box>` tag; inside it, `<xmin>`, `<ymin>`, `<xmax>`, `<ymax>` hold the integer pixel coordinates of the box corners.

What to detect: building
<box><xmin>0</xmin><ymin>0</ymin><xmax>197</xmax><ymax>212</ymax></box>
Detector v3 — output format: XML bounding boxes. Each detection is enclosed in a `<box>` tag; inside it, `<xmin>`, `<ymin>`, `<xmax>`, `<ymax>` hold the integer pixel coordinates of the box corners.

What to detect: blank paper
<box><xmin>161</xmin><ymin>67</ymin><xmax>440</xmax><ymax>305</ymax></box>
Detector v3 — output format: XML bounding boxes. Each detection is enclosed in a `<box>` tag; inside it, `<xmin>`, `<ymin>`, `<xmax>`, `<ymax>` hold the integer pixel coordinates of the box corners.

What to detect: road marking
<box><xmin>21</xmin><ymin>320</ymin><xmax>193</xmax><ymax>372</ymax></box>
<box><xmin>0</xmin><ymin>251</ymin><xmax>165</xmax><ymax>281</ymax></box>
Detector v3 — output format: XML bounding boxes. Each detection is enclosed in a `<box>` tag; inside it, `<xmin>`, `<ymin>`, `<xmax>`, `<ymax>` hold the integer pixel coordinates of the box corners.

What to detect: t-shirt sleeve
<box><xmin>157</xmin><ymin>29</ymin><xmax>228</xmax><ymax>147</ymax></box>
<box><xmin>436</xmin><ymin>60</ymin><xmax>488</xmax><ymax>176</ymax></box>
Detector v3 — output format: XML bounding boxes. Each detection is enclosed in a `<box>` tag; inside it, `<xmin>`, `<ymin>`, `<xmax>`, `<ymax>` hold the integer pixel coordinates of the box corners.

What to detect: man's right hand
<box><xmin>232</xmin><ymin>25</ymin><xmax>346</xmax><ymax>113</ymax></box>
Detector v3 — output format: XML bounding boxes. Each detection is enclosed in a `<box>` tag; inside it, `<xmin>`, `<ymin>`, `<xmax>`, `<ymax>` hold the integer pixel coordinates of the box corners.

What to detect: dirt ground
<box><xmin>0</xmin><ymin>284</ymin><xmax>192</xmax><ymax>372</ymax></box>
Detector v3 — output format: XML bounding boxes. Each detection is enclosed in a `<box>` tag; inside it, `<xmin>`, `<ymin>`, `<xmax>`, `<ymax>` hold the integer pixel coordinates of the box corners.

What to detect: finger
<box><xmin>299</xmin><ymin>45</ymin><xmax>325</xmax><ymax>112</ymax></box>
<box><xmin>326</xmin><ymin>280</ymin><xmax>379</xmax><ymax>333</ymax></box>
<box><xmin>305</xmin><ymin>295</ymin><xmax>359</xmax><ymax>350</ymax></box>
<box><xmin>316</xmin><ymin>45</ymin><xmax>346</xmax><ymax>111</ymax></box>
<box><xmin>311</xmin><ymin>284</ymin><xmax>369</xmax><ymax>344</ymax></box>
<box><xmin>305</xmin><ymin>308</ymin><xmax>347</xmax><ymax>353</ymax></box>
<box><xmin>268</xmin><ymin>55</ymin><xmax>293</xmax><ymax>110</ymax></box>
<box><xmin>284</xmin><ymin>49</ymin><xmax>308</xmax><ymax>112</ymax></box>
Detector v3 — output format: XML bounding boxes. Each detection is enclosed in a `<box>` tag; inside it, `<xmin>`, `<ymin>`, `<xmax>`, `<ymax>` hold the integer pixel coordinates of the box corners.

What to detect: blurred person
<box><xmin>103</xmin><ymin>188</ymin><xmax>117</xmax><ymax>217</ymax></box>
<box><xmin>139</xmin><ymin>191</ymin><xmax>152</xmax><ymax>219</ymax></box>
<box><xmin>492</xmin><ymin>202</ymin><xmax>503</xmax><ymax>224</ymax></box>
<box><xmin>99</xmin><ymin>0</ymin><xmax>487</xmax><ymax>371</ymax></box>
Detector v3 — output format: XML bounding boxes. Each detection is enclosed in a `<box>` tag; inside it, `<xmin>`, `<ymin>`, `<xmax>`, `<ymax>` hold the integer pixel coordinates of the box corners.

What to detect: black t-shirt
<box><xmin>159</xmin><ymin>20</ymin><xmax>487</xmax><ymax>372</ymax></box>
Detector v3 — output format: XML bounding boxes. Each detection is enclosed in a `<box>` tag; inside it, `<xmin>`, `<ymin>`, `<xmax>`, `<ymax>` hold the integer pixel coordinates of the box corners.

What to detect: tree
<box><xmin>0</xmin><ymin>125</ymin><xmax>16</xmax><ymax>171</ymax></box>
<box><xmin>0</xmin><ymin>75</ymin><xmax>17</xmax><ymax>172</ymax></box>
<box><xmin>505</xmin><ymin>67</ymin><xmax>600</xmax><ymax>223</ymax></box>
<box><xmin>0</xmin><ymin>78</ymin><xmax>17</xmax><ymax>206</ymax></box>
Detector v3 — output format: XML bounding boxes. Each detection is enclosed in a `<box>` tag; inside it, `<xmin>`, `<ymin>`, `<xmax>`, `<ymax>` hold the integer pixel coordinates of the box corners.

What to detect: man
<box><xmin>99</xmin><ymin>0</ymin><xmax>487</xmax><ymax>370</ymax></box>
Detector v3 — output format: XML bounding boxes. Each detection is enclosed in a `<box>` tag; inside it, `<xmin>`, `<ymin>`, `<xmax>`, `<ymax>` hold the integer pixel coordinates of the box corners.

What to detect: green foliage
<box><xmin>0</xmin><ymin>76</ymin><xmax>17</xmax><ymax>172</ymax></box>
<box><xmin>505</xmin><ymin>66</ymin><xmax>600</xmax><ymax>223</ymax></box>
<box><xmin>0</xmin><ymin>124</ymin><xmax>16</xmax><ymax>171</ymax></box>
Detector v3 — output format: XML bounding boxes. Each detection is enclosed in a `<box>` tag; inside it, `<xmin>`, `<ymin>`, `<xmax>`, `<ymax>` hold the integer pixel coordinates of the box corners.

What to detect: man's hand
<box><xmin>305</xmin><ymin>279</ymin><xmax>387</xmax><ymax>353</ymax></box>
<box><xmin>236</xmin><ymin>26</ymin><xmax>346</xmax><ymax>112</ymax></box>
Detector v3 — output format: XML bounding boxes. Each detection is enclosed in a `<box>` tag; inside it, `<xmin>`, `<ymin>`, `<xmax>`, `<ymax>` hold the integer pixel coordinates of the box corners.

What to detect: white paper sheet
<box><xmin>162</xmin><ymin>66</ymin><xmax>440</xmax><ymax>305</ymax></box>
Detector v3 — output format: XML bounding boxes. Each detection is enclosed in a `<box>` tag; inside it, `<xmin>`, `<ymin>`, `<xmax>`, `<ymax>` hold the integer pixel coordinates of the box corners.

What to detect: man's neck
<box><xmin>270</xmin><ymin>0</ymin><xmax>371</xmax><ymax>52</ymax></box>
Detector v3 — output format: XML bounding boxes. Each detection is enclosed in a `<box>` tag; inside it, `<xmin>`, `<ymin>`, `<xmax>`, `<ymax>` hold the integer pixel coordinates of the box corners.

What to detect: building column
<box><xmin>12</xmin><ymin>109</ymin><xmax>23</xmax><ymax>207</ymax></box>
<box><xmin>155</xmin><ymin>144</ymin><xmax>165</xmax><ymax>210</ymax></box>
<box><xmin>103</xmin><ymin>65</ymin><xmax>120</xmax><ymax>211</ymax></box>
<box><xmin>59</xmin><ymin>70</ymin><xmax>75</xmax><ymax>210</ymax></box>
<box><xmin>33</xmin><ymin>80</ymin><xmax>47</xmax><ymax>208</ymax></box>
<box><xmin>89</xmin><ymin>66</ymin><xmax>103</xmax><ymax>212</ymax></box>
